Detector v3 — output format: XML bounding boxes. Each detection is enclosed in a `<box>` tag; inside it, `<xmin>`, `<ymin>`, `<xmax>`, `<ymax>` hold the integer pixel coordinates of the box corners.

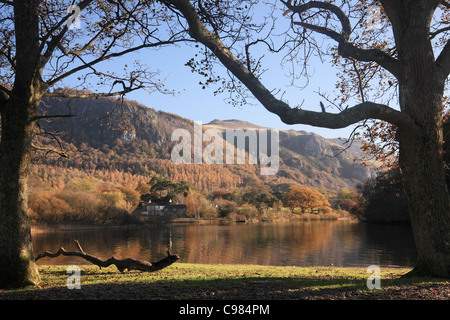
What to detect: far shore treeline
<box><xmin>26</xmin><ymin>93</ymin><xmax>431</xmax><ymax>226</ymax></box>
<box><xmin>28</xmin><ymin>164</ymin><xmax>410</xmax><ymax>226</ymax></box>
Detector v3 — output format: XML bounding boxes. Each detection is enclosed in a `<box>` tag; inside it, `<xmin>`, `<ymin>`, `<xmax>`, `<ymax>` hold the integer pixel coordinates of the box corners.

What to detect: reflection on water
<box><xmin>32</xmin><ymin>221</ymin><xmax>417</xmax><ymax>267</ymax></box>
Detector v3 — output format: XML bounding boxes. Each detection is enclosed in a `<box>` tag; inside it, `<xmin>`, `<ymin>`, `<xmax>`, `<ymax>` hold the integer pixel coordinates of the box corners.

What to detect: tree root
<box><xmin>400</xmin><ymin>265</ymin><xmax>446</xmax><ymax>279</ymax></box>
<box><xmin>35</xmin><ymin>240</ymin><xmax>180</xmax><ymax>272</ymax></box>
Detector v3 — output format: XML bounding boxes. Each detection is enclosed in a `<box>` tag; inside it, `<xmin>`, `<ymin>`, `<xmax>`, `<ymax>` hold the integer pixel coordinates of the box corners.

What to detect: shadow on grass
<box><xmin>1</xmin><ymin>275</ymin><xmax>448</xmax><ymax>300</ymax></box>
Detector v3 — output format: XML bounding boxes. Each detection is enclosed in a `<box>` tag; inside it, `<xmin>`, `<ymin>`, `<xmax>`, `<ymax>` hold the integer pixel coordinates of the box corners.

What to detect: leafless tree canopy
<box><xmin>0</xmin><ymin>0</ymin><xmax>195</xmax><ymax>102</ymax></box>
<box><xmin>158</xmin><ymin>1</ymin><xmax>450</xmax><ymax>129</ymax></box>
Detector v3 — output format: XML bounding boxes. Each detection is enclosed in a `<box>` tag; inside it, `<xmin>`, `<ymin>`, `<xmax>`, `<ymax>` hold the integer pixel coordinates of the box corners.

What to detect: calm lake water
<box><xmin>32</xmin><ymin>220</ymin><xmax>417</xmax><ymax>268</ymax></box>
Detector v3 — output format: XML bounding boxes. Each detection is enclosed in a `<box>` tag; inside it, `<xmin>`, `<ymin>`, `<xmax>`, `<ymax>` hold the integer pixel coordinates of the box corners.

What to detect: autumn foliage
<box><xmin>283</xmin><ymin>185</ymin><xmax>332</xmax><ymax>214</ymax></box>
<box><xmin>28</xmin><ymin>174</ymin><xmax>141</xmax><ymax>225</ymax></box>
<box><xmin>28</xmin><ymin>162</ymin><xmax>359</xmax><ymax>224</ymax></box>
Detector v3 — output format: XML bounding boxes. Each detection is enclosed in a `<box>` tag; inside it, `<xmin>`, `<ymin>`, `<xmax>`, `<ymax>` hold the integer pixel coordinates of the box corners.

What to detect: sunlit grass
<box><xmin>1</xmin><ymin>263</ymin><xmax>447</xmax><ymax>300</ymax></box>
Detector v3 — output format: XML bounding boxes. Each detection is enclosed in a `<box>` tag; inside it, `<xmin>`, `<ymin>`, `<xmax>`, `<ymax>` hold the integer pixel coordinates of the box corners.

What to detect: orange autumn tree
<box><xmin>284</xmin><ymin>185</ymin><xmax>332</xmax><ymax>214</ymax></box>
<box><xmin>185</xmin><ymin>189</ymin><xmax>218</xmax><ymax>219</ymax></box>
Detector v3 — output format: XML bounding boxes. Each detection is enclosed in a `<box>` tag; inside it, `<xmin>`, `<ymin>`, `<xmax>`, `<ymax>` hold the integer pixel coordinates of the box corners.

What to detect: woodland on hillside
<box><xmin>27</xmin><ymin>161</ymin><xmax>375</xmax><ymax>225</ymax></box>
<box><xmin>33</xmin><ymin>93</ymin><xmax>375</xmax><ymax>190</ymax></box>
<box><xmin>25</xmin><ymin>93</ymin><xmax>414</xmax><ymax>225</ymax></box>
<box><xmin>28</xmin><ymin>118</ymin><xmax>450</xmax><ymax>225</ymax></box>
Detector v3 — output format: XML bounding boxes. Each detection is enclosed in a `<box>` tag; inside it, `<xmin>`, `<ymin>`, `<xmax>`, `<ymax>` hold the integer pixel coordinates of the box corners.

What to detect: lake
<box><xmin>32</xmin><ymin>220</ymin><xmax>417</xmax><ymax>268</ymax></box>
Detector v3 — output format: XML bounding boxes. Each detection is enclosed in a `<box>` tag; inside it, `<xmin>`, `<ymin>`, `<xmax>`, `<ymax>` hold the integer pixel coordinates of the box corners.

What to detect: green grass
<box><xmin>1</xmin><ymin>263</ymin><xmax>448</xmax><ymax>300</ymax></box>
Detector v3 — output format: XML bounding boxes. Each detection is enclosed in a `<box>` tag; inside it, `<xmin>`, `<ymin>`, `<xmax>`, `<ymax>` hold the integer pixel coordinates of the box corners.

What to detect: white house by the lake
<box><xmin>141</xmin><ymin>200</ymin><xmax>187</xmax><ymax>217</ymax></box>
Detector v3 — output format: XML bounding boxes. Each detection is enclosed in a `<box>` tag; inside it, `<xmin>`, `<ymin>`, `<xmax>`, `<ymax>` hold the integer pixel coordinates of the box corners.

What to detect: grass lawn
<box><xmin>0</xmin><ymin>263</ymin><xmax>449</xmax><ymax>300</ymax></box>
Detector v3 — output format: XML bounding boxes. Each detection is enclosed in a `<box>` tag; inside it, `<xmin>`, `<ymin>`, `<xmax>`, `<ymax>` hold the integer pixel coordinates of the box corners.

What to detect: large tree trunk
<box><xmin>398</xmin><ymin>103</ymin><xmax>450</xmax><ymax>278</ymax></box>
<box><xmin>399</xmin><ymin>126</ymin><xmax>450</xmax><ymax>277</ymax></box>
<box><xmin>396</xmin><ymin>15</ymin><xmax>450</xmax><ymax>276</ymax></box>
<box><xmin>0</xmin><ymin>0</ymin><xmax>42</xmax><ymax>288</ymax></box>
<box><xmin>0</xmin><ymin>94</ymin><xmax>41</xmax><ymax>288</ymax></box>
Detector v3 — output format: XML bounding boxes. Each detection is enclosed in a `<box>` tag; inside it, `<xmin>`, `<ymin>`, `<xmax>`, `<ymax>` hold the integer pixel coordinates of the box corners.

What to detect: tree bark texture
<box><xmin>0</xmin><ymin>0</ymin><xmax>43</xmax><ymax>288</ymax></box>
<box><xmin>393</xmin><ymin>2</ymin><xmax>450</xmax><ymax>277</ymax></box>
<box><xmin>396</xmin><ymin>64</ymin><xmax>450</xmax><ymax>277</ymax></box>
<box><xmin>0</xmin><ymin>95</ymin><xmax>41</xmax><ymax>288</ymax></box>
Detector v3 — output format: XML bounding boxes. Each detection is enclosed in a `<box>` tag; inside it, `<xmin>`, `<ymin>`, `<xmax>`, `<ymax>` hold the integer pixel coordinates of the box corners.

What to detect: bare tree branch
<box><xmin>31</xmin><ymin>143</ymin><xmax>68</xmax><ymax>158</ymax></box>
<box><xmin>352</xmin><ymin>58</ymin><xmax>366</xmax><ymax>103</ymax></box>
<box><xmin>436</xmin><ymin>40</ymin><xmax>450</xmax><ymax>81</ymax></box>
<box><xmin>166</xmin><ymin>0</ymin><xmax>414</xmax><ymax>130</ymax></box>
<box><xmin>34</xmin><ymin>114</ymin><xmax>75</xmax><ymax>120</ymax></box>
<box><xmin>33</xmin><ymin>121</ymin><xmax>68</xmax><ymax>157</ymax></box>
<box><xmin>43</xmin><ymin>87</ymin><xmax>142</xmax><ymax>99</ymax></box>
<box><xmin>0</xmin><ymin>39</ymin><xmax>16</xmax><ymax>70</ymax></box>
<box><xmin>46</xmin><ymin>39</ymin><xmax>188</xmax><ymax>86</ymax></box>
<box><xmin>0</xmin><ymin>84</ymin><xmax>11</xmax><ymax>97</ymax></box>
<box><xmin>38</xmin><ymin>0</ymin><xmax>95</xmax><ymax>72</ymax></box>
<box><xmin>440</xmin><ymin>0</ymin><xmax>450</xmax><ymax>10</ymax></box>
<box><xmin>282</xmin><ymin>0</ymin><xmax>351</xmax><ymax>39</ymax></box>
<box><xmin>283</xmin><ymin>0</ymin><xmax>400</xmax><ymax>78</ymax></box>
<box><xmin>63</xmin><ymin>20</ymin><xmax>116</xmax><ymax>56</ymax></box>
<box><xmin>430</xmin><ymin>26</ymin><xmax>450</xmax><ymax>40</ymax></box>
<box><xmin>35</xmin><ymin>240</ymin><xmax>180</xmax><ymax>273</ymax></box>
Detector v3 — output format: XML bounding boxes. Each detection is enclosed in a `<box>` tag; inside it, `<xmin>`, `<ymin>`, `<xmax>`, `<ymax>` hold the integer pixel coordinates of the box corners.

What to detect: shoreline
<box><xmin>30</xmin><ymin>223</ymin><xmax>147</xmax><ymax>233</ymax></box>
<box><xmin>30</xmin><ymin>216</ymin><xmax>359</xmax><ymax>232</ymax></box>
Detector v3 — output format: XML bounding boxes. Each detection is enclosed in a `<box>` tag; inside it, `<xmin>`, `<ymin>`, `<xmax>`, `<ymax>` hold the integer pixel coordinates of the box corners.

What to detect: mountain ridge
<box><xmin>32</xmin><ymin>93</ymin><xmax>377</xmax><ymax>192</ymax></box>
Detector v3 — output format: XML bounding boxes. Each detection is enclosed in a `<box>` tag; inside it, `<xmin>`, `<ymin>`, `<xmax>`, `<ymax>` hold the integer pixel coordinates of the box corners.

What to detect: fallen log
<box><xmin>35</xmin><ymin>240</ymin><xmax>180</xmax><ymax>272</ymax></box>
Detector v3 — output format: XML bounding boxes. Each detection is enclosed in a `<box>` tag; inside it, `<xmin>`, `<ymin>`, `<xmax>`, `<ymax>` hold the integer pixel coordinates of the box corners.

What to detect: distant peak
<box><xmin>207</xmin><ymin>119</ymin><xmax>224</xmax><ymax>124</ymax></box>
<box><xmin>205</xmin><ymin>119</ymin><xmax>267</xmax><ymax>129</ymax></box>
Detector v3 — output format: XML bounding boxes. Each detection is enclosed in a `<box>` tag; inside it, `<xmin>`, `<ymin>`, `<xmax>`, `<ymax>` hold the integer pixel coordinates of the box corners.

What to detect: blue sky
<box><xmin>119</xmin><ymin>44</ymin><xmax>356</xmax><ymax>140</ymax></box>
<box><xmin>59</xmin><ymin>2</ymin><xmax>364</xmax><ymax>140</ymax></box>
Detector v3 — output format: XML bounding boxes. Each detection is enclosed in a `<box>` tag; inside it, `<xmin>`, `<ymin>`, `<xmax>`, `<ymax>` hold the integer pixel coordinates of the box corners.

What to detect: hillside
<box><xmin>31</xmin><ymin>91</ymin><xmax>377</xmax><ymax>193</ymax></box>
